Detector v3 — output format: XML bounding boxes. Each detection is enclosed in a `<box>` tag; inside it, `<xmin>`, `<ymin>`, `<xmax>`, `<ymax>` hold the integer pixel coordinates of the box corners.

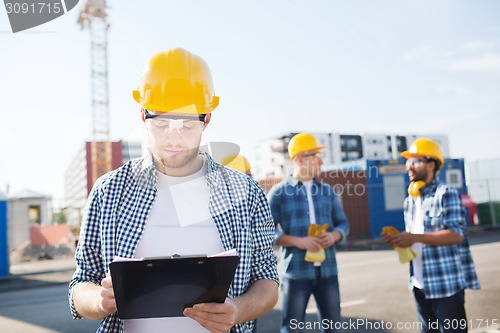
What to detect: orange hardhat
<box><xmin>401</xmin><ymin>138</ymin><xmax>444</xmax><ymax>167</ymax></box>
<box><xmin>133</xmin><ymin>48</ymin><xmax>219</xmax><ymax>114</ymax></box>
<box><xmin>221</xmin><ymin>154</ymin><xmax>252</xmax><ymax>175</ymax></box>
<box><xmin>288</xmin><ymin>132</ymin><xmax>326</xmax><ymax>161</ymax></box>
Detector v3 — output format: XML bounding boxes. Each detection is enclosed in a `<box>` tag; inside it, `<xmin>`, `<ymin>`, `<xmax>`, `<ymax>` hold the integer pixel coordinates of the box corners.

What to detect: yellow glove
<box><xmin>382</xmin><ymin>226</ymin><xmax>417</xmax><ymax>264</ymax></box>
<box><xmin>305</xmin><ymin>224</ymin><xmax>328</xmax><ymax>263</ymax></box>
<box><xmin>394</xmin><ymin>246</ymin><xmax>418</xmax><ymax>264</ymax></box>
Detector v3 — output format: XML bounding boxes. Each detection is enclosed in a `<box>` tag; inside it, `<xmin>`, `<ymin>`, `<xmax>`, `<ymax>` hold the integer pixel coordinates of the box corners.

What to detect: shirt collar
<box><xmin>141</xmin><ymin>151</ymin><xmax>156</xmax><ymax>173</ymax></box>
<box><xmin>205</xmin><ymin>152</ymin><xmax>220</xmax><ymax>187</ymax></box>
<box><xmin>420</xmin><ymin>176</ymin><xmax>440</xmax><ymax>196</ymax></box>
<box><xmin>288</xmin><ymin>176</ymin><xmax>318</xmax><ymax>187</ymax></box>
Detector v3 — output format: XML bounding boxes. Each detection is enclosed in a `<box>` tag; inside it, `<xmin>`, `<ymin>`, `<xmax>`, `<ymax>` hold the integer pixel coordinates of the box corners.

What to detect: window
<box><xmin>340</xmin><ymin>135</ymin><xmax>363</xmax><ymax>161</ymax></box>
<box><xmin>29</xmin><ymin>205</ymin><xmax>41</xmax><ymax>224</ymax></box>
<box><xmin>446</xmin><ymin>169</ymin><xmax>463</xmax><ymax>189</ymax></box>
<box><xmin>384</xmin><ymin>176</ymin><xmax>405</xmax><ymax>211</ymax></box>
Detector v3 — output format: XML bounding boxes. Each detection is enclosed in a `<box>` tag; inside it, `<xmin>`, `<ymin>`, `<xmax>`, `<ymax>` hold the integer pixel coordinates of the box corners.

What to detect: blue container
<box><xmin>0</xmin><ymin>194</ymin><xmax>9</xmax><ymax>277</ymax></box>
<box><xmin>366</xmin><ymin>160</ymin><xmax>407</xmax><ymax>239</ymax></box>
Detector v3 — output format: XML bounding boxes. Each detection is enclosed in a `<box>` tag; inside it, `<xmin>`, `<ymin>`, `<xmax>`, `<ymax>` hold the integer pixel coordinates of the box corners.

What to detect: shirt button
<box><xmin>137</xmin><ymin>227</ymin><xmax>142</xmax><ymax>233</ymax></box>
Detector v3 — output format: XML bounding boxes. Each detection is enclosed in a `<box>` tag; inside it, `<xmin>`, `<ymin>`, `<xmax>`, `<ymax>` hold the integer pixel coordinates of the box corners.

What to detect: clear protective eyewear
<box><xmin>301</xmin><ymin>152</ymin><xmax>322</xmax><ymax>159</ymax></box>
<box><xmin>405</xmin><ymin>157</ymin><xmax>429</xmax><ymax>168</ymax></box>
<box><xmin>144</xmin><ymin>109</ymin><xmax>206</xmax><ymax>136</ymax></box>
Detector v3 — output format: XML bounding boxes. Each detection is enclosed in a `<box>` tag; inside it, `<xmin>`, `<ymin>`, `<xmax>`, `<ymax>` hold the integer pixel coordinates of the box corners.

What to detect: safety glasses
<box><xmin>405</xmin><ymin>157</ymin><xmax>430</xmax><ymax>168</ymax></box>
<box><xmin>301</xmin><ymin>152</ymin><xmax>322</xmax><ymax>159</ymax></box>
<box><xmin>144</xmin><ymin>110</ymin><xmax>205</xmax><ymax>135</ymax></box>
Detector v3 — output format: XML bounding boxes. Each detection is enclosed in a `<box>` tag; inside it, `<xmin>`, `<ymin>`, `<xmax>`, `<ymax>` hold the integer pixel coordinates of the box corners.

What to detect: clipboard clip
<box><xmin>141</xmin><ymin>254</ymin><xmax>208</xmax><ymax>260</ymax></box>
<box><xmin>170</xmin><ymin>254</ymin><xmax>207</xmax><ymax>259</ymax></box>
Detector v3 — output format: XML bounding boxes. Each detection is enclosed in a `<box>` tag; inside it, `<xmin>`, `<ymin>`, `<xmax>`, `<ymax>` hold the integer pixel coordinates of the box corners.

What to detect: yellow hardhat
<box><xmin>133</xmin><ymin>48</ymin><xmax>219</xmax><ymax>114</ymax></box>
<box><xmin>221</xmin><ymin>154</ymin><xmax>252</xmax><ymax>175</ymax></box>
<box><xmin>401</xmin><ymin>138</ymin><xmax>444</xmax><ymax>167</ymax></box>
<box><xmin>288</xmin><ymin>132</ymin><xmax>326</xmax><ymax>160</ymax></box>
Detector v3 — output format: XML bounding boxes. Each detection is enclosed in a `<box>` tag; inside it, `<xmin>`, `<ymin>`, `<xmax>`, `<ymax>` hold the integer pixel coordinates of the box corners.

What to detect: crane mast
<box><xmin>78</xmin><ymin>0</ymin><xmax>112</xmax><ymax>184</ymax></box>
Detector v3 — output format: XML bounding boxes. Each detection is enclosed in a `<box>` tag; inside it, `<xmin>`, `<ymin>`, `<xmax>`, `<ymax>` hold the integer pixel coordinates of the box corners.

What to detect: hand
<box><xmin>100</xmin><ymin>275</ymin><xmax>117</xmax><ymax>315</ymax></box>
<box><xmin>296</xmin><ymin>236</ymin><xmax>322</xmax><ymax>252</ymax></box>
<box><xmin>183</xmin><ymin>298</ymin><xmax>237</xmax><ymax>333</ymax></box>
<box><xmin>381</xmin><ymin>233</ymin><xmax>395</xmax><ymax>246</ymax></box>
<box><xmin>318</xmin><ymin>231</ymin><xmax>339</xmax><ymax>248</ymax></box>
<box><xmin>383</xmin><ymin>232</ymin><xmax>415</xmax><ymax>248</ymax></box>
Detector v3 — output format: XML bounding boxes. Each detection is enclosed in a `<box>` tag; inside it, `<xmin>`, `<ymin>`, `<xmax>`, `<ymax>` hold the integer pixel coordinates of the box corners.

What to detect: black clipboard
<box><xmin>109</xmin><ymin>255</ymin><xmax>239</xmax><ymax>319</ymax></box>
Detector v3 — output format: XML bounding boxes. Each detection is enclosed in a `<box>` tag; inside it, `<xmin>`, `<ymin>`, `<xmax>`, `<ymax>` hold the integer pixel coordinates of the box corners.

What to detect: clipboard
<box><xmin>109</xmin><ymin>254</ymin><xmax>239</xmax><ymax>319</ymax></box>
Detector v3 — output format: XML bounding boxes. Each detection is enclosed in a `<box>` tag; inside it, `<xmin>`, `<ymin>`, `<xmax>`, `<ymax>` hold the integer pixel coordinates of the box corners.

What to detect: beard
<box><xmin>409</xmin><ymin>168</ymin><xmax>428</xmax><ymax>182</ymax></box>
<box><xmin>159</xmin><ymin>146</ymin><xmax>200</xmax><ymax>170</ymax></box>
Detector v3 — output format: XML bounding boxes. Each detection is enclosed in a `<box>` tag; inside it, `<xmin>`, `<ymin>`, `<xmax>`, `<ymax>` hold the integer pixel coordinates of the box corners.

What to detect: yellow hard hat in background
<box><xmin>401</xmin><ymin>138</ymin><xmax>444</xmax><ymax>167</ymax></box>
<box><xmin>222</xmin><ymin>154</ymin><xmax>252</xmax><ymax>175</ymax></box>
<box><xmin>288</xmin><ymin>132</ymin><xmax>326</xmax><ymax>160</ymax></box>
<box><xmin>133</xmin><ymin>48</ymin><xmax>219</xmax><ymax>114</ymax></box>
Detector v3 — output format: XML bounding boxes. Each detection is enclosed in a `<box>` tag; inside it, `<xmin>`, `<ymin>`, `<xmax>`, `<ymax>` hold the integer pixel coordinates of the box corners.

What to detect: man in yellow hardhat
<box><xmin>267</xmin><ymin>132</ymin><xmax>350</xmax><ymax>332</ymax></box>
<box><xmin>69</xmin><ymin>48</ymin><xmax>279</xmax><ymax>333</ymax></box>
<box><xmin>382</xmin><ymin>138</ymin><xmax>480</xmax><ymax>333</ymax></box>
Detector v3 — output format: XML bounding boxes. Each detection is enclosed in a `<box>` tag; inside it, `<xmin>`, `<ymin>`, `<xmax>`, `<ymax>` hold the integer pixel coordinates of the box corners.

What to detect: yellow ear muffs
<box><xmin>408</xmin><ymin>180</ymin><xmax>426</xmax><ymax>196</ymax></box>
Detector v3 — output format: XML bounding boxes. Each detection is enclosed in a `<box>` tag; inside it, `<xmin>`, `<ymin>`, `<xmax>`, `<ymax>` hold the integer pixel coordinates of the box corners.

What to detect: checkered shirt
<box><xmin>68</xmin><ymin>152</ymin><xmax>279</xmax><ymax>333</ymax></box>
<box><xmin>404</xmin><ymin>177</ymin><xmax>480</xmax><ymax>299</ymax></box>
<box><xmin>267</xmin><ymin>177</ymin><xmax>350</xmax><ymax>280</ymax></box>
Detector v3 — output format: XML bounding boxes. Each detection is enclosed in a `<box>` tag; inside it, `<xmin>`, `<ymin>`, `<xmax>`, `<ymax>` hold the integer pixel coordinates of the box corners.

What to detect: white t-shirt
<box><xmin>124</xmin><ymin>160</ymin><xmax>224</xmax><ymax>332</ymax></box>
<box><xmin>303</xmin><ymin>180</ymin><xmax>317</xmax><ymax>225</ymax></box>
<box><xmin>409</xmin><ymin>197</ymin><xmax>424</xmax><ymax>289</ymax></box>
<box><xmin>303</xmin><ymin>180</ymin><xmax>321</xmax><ymax>267</ymax></box>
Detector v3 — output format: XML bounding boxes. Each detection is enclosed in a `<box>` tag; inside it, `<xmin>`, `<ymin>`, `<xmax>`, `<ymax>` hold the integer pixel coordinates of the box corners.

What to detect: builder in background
<box><xmin>222</xmin><ymin>154</ymin><xmax>253</xmax><ymax>177</ymax></box>
<box><xmin>268</xmin><ymin>132</ymin><xmax>350</xmax><ymax>333</ymax></box>
<box><xmin>382</xmin><ymin>138</ymin><xmax>480</xmax><ymax>333</ymax></box>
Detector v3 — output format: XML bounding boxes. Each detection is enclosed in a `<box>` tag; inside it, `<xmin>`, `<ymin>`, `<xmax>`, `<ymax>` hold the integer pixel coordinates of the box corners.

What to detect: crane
<box><xmin>77</xmin><ymin>0</ymin><xmax>112</xmax><ymax>185</ymax></box>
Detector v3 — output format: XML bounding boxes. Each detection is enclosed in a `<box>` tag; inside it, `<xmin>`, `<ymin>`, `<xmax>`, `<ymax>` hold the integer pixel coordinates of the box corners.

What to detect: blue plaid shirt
<box><xmin>404</xmin><ymin>177</ymin><xmax>480</xmax><ymax>299</ymax></box>
<box><xmin>68</xmin><ymin>152</ymin><xmax>279</xmax><ymax>333</ymax></box>
<box><xmin>268</xmin><ymin>177</ymin><xmax>350</xmax><ymax>280</ymax></box>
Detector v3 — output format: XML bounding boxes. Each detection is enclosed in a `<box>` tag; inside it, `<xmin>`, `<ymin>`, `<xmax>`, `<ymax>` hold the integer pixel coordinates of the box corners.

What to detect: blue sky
<box><xmin>1</xmin><ymin>0</ymin><xmax>499</xmax><ymax>206</ymax></box>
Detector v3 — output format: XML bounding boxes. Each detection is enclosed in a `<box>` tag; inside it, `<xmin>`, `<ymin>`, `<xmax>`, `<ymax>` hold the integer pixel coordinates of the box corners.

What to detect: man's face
<box><xmin>299</xmin><ymin>151</ymin><xmax>324</xmax><ymax>177</ymax></box>
<box><xmin>144</xmin><ymin>110</ymin><xmax>207</xmax><ymax>170</ymax></box>
<box><xmin>405</xmin><ymin>157</ymin><xmax>432</xmax><ymax>182</ymax></box>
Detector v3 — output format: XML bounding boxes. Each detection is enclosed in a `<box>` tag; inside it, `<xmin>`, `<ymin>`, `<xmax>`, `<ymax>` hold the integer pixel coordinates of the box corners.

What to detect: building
<box><xmin>467</xmin><ymin>158</ymin><xmax>500</xmax><ymax>204</ymax></box>
<box><xmin>466</xmin><ymin>158</ymin><xmax>500</xmax><ymax>226</ymax></box>
<box><xmin>64</xmin><ymin>140</ymin><xmax>143</xmax><ymax>229</ymax></box>
<box><xmin>7</xmin><ymin>189</ymin><xmax>53</xmax><ymax>253</ymax></box>
<box><xmin>254</xmin><ymin>132</ymin><xmax>450</xmax><ymax>179</ymax></box>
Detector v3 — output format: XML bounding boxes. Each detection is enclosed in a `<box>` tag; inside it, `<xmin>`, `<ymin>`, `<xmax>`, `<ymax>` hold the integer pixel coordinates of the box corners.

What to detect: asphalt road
<box><xmin>0</xmin><ymin>227</ymin><xmax>499</xmax><ymax>333</ymax></box>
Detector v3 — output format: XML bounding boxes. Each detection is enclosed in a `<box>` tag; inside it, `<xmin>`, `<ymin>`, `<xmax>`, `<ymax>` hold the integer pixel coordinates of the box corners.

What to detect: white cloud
<box><xmin>451</xmin><ymin>54</ymin><xmax>500</xmax><ymax>71</ymax></box>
